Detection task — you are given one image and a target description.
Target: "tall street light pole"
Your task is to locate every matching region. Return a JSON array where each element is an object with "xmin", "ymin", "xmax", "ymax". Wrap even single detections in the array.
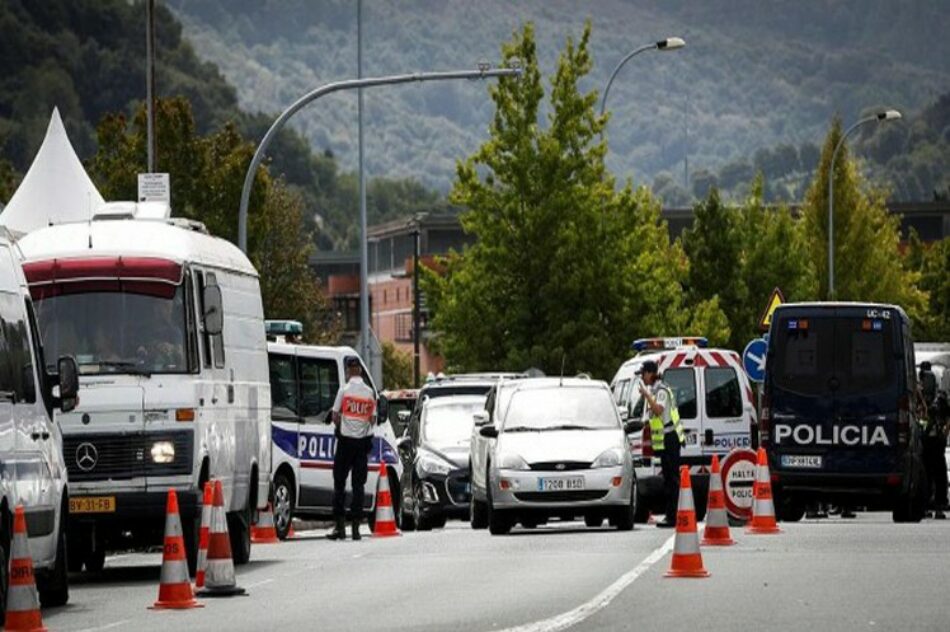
[
  {"xmin": 599, "ymin": 37, "xmax": 685, "ymax": 118},
  {"xmin": 827, "ymin": 109, "xmax": 901, "ymax": 299},
  {"xmin": 357, "ymin": 0, "xmax": 370, "ymax": 364},
  {"xmin": 145, "ymin": 0, "xmax": 156, "ymax": 172}
]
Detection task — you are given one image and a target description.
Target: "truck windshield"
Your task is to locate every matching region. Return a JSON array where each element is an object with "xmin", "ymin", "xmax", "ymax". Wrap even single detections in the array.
[{"xmin": 34, "ymin": 286, "xmax": 191, "ymax": 375}]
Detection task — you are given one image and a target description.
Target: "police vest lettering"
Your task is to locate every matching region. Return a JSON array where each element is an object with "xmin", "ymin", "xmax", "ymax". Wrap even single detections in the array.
[
  {"xmin": 341, "ymin": 395, "xmax": 375, "ymax": 422},
  {"xmin": 774, "ymin": 424, "xmax": 890, "ymax": 446}
]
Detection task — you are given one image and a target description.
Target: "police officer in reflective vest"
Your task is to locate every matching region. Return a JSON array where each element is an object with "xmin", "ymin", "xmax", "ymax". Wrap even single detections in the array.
[
  {"xmin": 638, "ymin": 360, "xmax": 685, "ymax": 528},
  {"xmin": 327, "ymin": 356, "xmax": 378, "ymax": 540}
]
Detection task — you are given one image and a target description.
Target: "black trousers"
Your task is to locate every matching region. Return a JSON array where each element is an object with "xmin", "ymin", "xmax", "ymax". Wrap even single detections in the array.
[
  {"xmin": 923, "ymin": 434, "xmax": 948, "ymax": 510},
  {"xmin": 660, "ymin": 432, "xmax": 682, "ymax": 523},
  {"xmin": 332, "ymin": 436, "xmax": 372, "ymax": 521}
]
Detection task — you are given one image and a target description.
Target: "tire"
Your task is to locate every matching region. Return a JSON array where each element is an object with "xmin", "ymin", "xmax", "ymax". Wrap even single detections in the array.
[
  {"xmin": 777, "ymin": 494, "xmax": 805, "ymax": 523},
  {"xmin": 228, "ymin": 502, "xmax": 252, "ymax": 565},
  {"xmin": 894, "ymin": 458, "xmax": 928, "ymax": 524},
  {"xmin": 429, "ymin": 513, "xmax": 447, "ymax": 530},
  {"xmin": 272, "ymin": 471, "xmax": 295, "ymax": 541},
  {"xmin": 633, "ymin": 489, "xmax": 651, "ymax": 523},
  {"xmin": 615, "ymin": 478, "xmax": 637, "ymax": 532},
  {"xmin": 584, "ymin": 514, "xmax": 603, "ymax": 528},
  {"xmin": 470, "ymin": 496, "xmax": 489, "ymax": 530},
  {"xmin": 38, "ymin": 506, "xmax": 69, "ymax": 608},
  {"xmin": 486, "ymin": 481, "xmax": 511, "ymax": 536}
]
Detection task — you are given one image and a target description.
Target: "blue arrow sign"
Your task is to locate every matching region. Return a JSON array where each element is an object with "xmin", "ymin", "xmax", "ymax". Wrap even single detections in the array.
[{"xmin": 742, "ymin": 338, "xmax": 768, "ymax": 383}]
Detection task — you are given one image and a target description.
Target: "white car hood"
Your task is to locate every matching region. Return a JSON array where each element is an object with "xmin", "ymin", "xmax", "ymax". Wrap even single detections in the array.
[{"xmin": 497, "ymin": 429, "xmax": 623, "ymax": 464}]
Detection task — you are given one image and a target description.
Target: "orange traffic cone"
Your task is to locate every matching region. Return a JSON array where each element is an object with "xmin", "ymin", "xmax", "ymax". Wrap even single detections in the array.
[
  {"xmin": 665, "ymin": 466, "xmax": 710, "ymax": 578},
  {"xmin": 702, "ymin": 455, "xmax": 735, "ymax": 546},
  {"xmin": 251, "ymin": 503, "xmax": 280, "ymax": 544},
  {"xmin": 197, "ymin": 480, "xmax": 246, "ymax": 597},
  {"xmin": 747, "ymin": 448, "xmax": 782, "ymax": 534},
  {"xmin": 150, "ymin": 490, "xmax": 202, "ymax": 610},
  {"xmin": 4, "ymin": 505, "xmax": 47, "ymax": 631},
  {"xmin": 195, "ymin": 481, "xmax": 213, "ymax": 589},
  {"xmin": 371, "ymin": 468, "xmax": 400, "ymax": 538}
]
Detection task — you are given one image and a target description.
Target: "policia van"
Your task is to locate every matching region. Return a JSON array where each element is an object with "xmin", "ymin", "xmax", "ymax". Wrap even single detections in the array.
[{"xmin": 761, "ymin": 303, "xmax": 927, "ymax": 523}]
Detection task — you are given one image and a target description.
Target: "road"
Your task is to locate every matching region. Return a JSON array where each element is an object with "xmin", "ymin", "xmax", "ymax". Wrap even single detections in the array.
[{"xmin": 43, "ymin": 514, "xmax": 950, "ymax": 632}]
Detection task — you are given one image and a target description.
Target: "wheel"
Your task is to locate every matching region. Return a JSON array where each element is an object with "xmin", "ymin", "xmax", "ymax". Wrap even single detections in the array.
[
  {"xmin": 400, "ymin": 488, "xmax": 417, "ymax": 532},
  {"xmin": 777, "ymin": 494, "xmax": 805, "ymax": 522},
  {"xmin": 272, "ymin": 471, "xmax": 295, "ymax": 540},
  {"xmin": 38, "ymin": 505, "xmax": 69, "ymax": 608},
  {"xmin": 486, "ymin": 479, "xmax": 511, "ymax": 536},
  {"xmin": 633, "ymin": 489, "xmax": 650, "ymax": 523},
  {"xmin": 615, "ymin": 478, "xmax": 637, "ymax": 532},
  {"xmin": 893, "ymin": 458, "xmax": 927, "ymax": 524},
  {"xmin": 584, "ymin": 514, "xmax": 603, "ymax": 528},
  {"xmin": 429, "ymin": 513, "xmax": 447, "ymax": 530},
  {"xmin": 228, "ymin": 502, "xmax": 252, "ymax": 565},
  {"xmin": 470, "ymin": 496, "xmax": 488, "ymax": 530}
]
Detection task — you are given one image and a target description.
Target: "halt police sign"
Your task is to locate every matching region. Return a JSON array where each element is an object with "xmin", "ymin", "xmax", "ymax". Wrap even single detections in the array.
[
  {"xmin": 720, "ymin": 448, "xmax": 757, "ymax": 520},
  {"xmin": 742, "ymin": 338, "xmax": 768, "ymax": 384}
]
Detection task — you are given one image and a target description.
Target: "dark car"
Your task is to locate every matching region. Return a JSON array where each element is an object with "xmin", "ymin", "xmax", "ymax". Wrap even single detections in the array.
[{"xmin": 761, "ymin": 302, "xmax": 927, "ymax": 523}]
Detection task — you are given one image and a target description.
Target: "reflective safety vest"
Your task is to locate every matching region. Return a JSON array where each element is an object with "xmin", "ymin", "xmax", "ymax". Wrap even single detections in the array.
[{"xmin": 648, "ymin": 384, "xmax": 685, "ymax": 451}]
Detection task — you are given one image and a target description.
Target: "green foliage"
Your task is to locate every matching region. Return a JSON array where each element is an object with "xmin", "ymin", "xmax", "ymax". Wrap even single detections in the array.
[
  {"xmin": 381, "ymin": 342, "xmax": 414, "ymax": 390},
  {"xmin": 904, "ymin": 234, "xmax": 950, "ymax": 340},
  {"xmin": 0, "ymin": 159, "xmax": 18, "ymax": 203},
  {"xmin": 801, "ymin": 118, "xmax": 927, "ymax": 317},
  {"xmin": 87, "ymin": 97, "xmax": 340, "ymax": 343}
]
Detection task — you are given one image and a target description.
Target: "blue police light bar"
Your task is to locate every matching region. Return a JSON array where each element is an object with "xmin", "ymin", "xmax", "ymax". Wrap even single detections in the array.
[
  {"xmin": 631, "ymin": 337, "xmax": 708, "ymax": 352},
  {"xmin": 265, "ymin": 320, "xmax": 304, "ymax": 336}
]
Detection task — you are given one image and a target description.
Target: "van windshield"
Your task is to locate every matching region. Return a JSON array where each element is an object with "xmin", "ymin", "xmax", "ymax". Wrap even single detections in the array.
[
  {"xmin": 34, "ymin": 286, "xmax": 191, "ymax": 375},
  {"xmin": 773, "ymin": 315, "xmax": 896, "ymax": 396}
]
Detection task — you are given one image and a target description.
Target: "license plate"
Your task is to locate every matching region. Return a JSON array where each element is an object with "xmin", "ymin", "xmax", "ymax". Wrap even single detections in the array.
[
  {"xmin": 537, "ymin": 477, "xmax": 585, "ymax": 492},
  {"xmin": 69, "ymin": 496, "xmax": 116, "ymax": 514},
  {"xmin": 781, "ymin": 455, "xmax": 823, "ymax": 469}
]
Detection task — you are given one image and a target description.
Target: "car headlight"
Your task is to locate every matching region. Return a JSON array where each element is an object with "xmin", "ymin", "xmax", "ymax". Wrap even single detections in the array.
[
  {"xmin": 592, "ymin": 447, "xmax": 624, "ymax": 468},
  {"xmin": 417, "ymin": 451, "xmax": 452, "ymax": 476},
  {"xmin": 150, "ymin": 441, "xmax": 175, "ymax": 464},
  {"xmin": 497, "ymin": 453, "xmax": 530, "ymax": 470}
]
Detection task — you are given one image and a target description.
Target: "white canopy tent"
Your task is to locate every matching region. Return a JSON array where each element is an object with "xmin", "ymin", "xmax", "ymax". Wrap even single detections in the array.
[{"xmin": 0, "ymin": 108, "xmax": 104, "ymax": 238}]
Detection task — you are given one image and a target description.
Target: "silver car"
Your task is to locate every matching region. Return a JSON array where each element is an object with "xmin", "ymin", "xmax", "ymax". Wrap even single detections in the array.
[{"xmin": 470, "ymin": 378, "xmax": 637, "ymax": 535}]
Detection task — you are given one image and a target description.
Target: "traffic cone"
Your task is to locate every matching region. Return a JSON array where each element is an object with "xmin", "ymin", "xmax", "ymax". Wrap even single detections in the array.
[
  {"xmin": 150, "ymin": 490, "xmax": 202, "ymax": 610},
  {"xmin": 251, "ymin": 503, "xmax": 280, "ymax": 544},
  {"xmin": 4, "ymin": 505, "xmax": 47, "ymax": 631},
  {"xmin": 287, "ymin": 524, "xmax": 296, "ymax": 539},
  {"xmin": 197, "ymin": 480, "xmax": 246, "ymax": 597},
  {"xmin": 195, "ymin": 481, "xmax": 213, "ymax": 589},
  {"xmin": 747, "ymin": 448, "xmax": 782, "ymax": 535},
  {"xmin": 664, "ymin": 466, "xmax": 710, "ymax": 578},
  {"xmin": 701, "ymin": 455, "xmax": 735, "ymax": 546},
  {"xmin": 371, "ymin": 468, "xmax": 400, "ymax": 538}
]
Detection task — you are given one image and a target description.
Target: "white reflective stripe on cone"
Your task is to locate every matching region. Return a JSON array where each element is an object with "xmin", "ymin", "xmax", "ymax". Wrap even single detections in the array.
[
  {"xmin": 672, "ymin": 532, "xmax": 701, "ymax": 555},
  {"xmin": 676, "ymin": 487, "xmax": 695, "ymax": 511},
  {"xmin": 6, "ymin": 583, "xmax": 40, "ymax": 611},
  {"xmin": 160, "ymin": 557, "xmax": 191, "ymax": 585}
]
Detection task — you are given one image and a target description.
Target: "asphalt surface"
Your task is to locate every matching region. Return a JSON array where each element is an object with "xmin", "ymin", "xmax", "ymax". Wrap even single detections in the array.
[{"xmin": 43, "ymin": 513, "xmax": 950, "ymax": 632}]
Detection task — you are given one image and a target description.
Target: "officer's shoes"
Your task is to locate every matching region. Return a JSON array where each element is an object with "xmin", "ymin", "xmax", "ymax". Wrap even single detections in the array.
[
  {"xmin": 351, "ymin": 521, "xmax": 362, "ymax": 540},
  {"xmin": 326, "ymin": 519, "xmax": 347, "ymax": 541},
  {"xmin": 934, "ymin": 510, "xmax": 947, "ymax": 520}
]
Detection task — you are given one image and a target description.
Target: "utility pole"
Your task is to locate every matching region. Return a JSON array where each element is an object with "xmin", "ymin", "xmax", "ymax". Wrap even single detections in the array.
[
  {"xmin": 357, "ymin": 0, "xmax": 370, "ymax": 365},
  {"xmin": 145, "ymin": 0, "xmax": 156, "ymax": 172},
  {"xmin": 412, "ymin": 219, "xmax": 422, "ymax": 388}
]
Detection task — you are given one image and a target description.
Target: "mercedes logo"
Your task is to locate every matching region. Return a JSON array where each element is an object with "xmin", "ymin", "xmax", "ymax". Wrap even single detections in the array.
[
  {"xmin": 75, "ymin": 443, "xmax": 98, "ymax": 472},
  {"xmin": 555, "ymin": 463, "xmax": 566, "ymax": 471}
]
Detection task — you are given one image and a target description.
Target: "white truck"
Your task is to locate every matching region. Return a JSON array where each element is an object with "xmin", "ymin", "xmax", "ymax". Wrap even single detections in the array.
[
  {"xmin": 0, "ymin": 230, "xmax": 78, "ymax": 617},
  {"xmin": 18, "ymin": 203, "xmax": 271, "ymax": 573}
]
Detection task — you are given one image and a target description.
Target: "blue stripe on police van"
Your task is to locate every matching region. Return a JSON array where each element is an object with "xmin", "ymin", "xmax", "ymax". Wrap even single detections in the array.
[{"xmin": 271, "ymin": 425, "xmax": 399, "ymax": 465}]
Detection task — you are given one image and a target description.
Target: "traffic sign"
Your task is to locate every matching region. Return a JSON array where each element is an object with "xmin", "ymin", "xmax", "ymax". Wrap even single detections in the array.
[
  {"xmin": 742, "ymin": 338, "xmax": 768, "ymax": 383},
  {"xmin": 758, "ymin": 287, "xmax": 785, "ymax": 332},
  {"xmin": 720, "ymin": 448, "xmax": 757, "ymax": 521},
  {"xmin": 138, "ymin": 172, "xmax": 170, "ymax": 203}
]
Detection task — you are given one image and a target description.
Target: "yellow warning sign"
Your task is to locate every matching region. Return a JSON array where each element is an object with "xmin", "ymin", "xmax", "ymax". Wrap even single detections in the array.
[{"xmin": 759, "ymin": 287, "xmax": 785, "ymax": 331}]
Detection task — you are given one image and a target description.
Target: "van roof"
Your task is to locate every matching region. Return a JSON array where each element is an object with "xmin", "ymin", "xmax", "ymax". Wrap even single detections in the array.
[
  {"xmin": 619, "ymin": 346, "xmax": 741, "ymax": 371},
  {"xmin": 267, "ymin": 342, "xmax": 360, "ymax": 359},
  {"xmin": 17, "ymin": 220, "xmax": 257, "ymax": 277},
  {"xmin": 775, "ymin": 301, "xmax": 905, "ymax": 312}
]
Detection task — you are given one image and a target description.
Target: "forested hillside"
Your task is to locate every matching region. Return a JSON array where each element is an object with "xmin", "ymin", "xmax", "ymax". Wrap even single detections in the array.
[{"xmin": 169, "ymin": 0, "xmax": 950, "ymax": 199}]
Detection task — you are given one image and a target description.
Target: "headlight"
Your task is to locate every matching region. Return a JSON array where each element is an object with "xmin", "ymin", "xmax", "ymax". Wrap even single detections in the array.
[
  {"xmin": 592, "ymin": 447, "xmax": 624, "ymax": 468},
  {"xmin": 417, "ymin": 451, "xmax": 452, "ymax": 476},
  {"xmin": 497, "ymin": 453, "xmax": 530, "ymax": 470},
  {"xmin": 150, "ymin": 441, "xmax": 175, "ymax": 464}
]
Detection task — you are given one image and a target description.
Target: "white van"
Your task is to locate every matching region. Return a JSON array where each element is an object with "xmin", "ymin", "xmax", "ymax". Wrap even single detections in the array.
[
  {"xmin": 17, "ymin": 204, "xmax": 271, "ymax": 572},
  {"xmin": 268, "ymin": 342, "xmax": 401, "ymax": 538},
  {"xmin": 0, "ymin": 231, "xmax": 78, "ymax": 616},
  {"xmin": 610, "ymin": 337, "xmax": 757, "ymax": 521}
]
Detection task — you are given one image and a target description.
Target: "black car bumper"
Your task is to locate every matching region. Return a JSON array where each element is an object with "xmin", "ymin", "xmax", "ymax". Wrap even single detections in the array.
[{"xmin": 417, "ymin": 470, "xmax": 471, "ymax": 519}]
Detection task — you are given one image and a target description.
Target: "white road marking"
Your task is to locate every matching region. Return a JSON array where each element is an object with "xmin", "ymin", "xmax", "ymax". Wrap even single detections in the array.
[
  {"xmin": 493, "ymin": 534, "xmax": 676, "ymax": 632},
  {"xmin": 72, "ymin": 619, "xmax": 130, "ymax": 632},
  {"xmin": 245, "ymin": 578, "xmax": 275, "ymax": 589}
]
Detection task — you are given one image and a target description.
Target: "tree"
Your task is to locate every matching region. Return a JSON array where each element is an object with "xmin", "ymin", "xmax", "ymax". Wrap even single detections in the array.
[
  {"xmin": 381, "ymin": 342, "xmax": 414, "ymax": 390},
  {"xmin": 800, "ymin": 118, "xmax": 927, "ymax": 319},
  {"xmin": 88, "ymin": 97, "xmax": 340, "ymax": 343},
  {"xmin": 0, "ymin": 159, "xmax": 18, "ymax": 203},
  {"xmin": 904, "ymin": 233, "xmax": 950, "ymax": 340}
]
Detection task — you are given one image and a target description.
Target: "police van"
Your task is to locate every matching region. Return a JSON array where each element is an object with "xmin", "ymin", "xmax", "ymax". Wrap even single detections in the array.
[
  {"xmin": 267, "ymin": 337, "xmax": 400, "ymax": 539},
  {"xmin": 19, "ymin": 203, "xmax": 272, "ymax": 572},
  {"xmin": 0, "ymin": 231, "xmax": 78, "ymax": 616},
  {"xmin": 611, "ymin": 337, "xmax": 757, "ymax": 521},
  {"xmin": 761, "ymin": 303, "xmax": 927, "ymax": 523}
]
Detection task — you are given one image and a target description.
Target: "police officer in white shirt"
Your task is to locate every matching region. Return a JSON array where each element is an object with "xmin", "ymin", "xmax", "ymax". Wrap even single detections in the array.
[{"xmin": 326, "ymin": 356, "xmax": 378, "ymax": 541}]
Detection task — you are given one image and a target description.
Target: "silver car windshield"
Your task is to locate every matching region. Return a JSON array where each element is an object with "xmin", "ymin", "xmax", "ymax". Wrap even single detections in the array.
[
  {"xmin": 34, "ymin": 287, "xmax": 190, "ymax": 375},
  {"xmin": 422, "ymin": 396, "xmax": 486, "ymax": 444},
  {"xmin": 503, "ymin": 386, "xmax": 619, "ymax": 432}
]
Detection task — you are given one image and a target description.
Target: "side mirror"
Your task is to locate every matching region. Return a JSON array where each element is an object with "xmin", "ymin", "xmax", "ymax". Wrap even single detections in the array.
[
  {"xmin": 397, "ymin": 410, "xmax": 411, "ymax": 423},
  {"xmin": 377, "ymin": 395, "xmax": 389, "ymax": 422},
  {"xmin": 57, "ymin": 356, "xmax": 79, "ymax": 413},
  {"xmin": 202, "ymin": 285, "xmax": 224, "ymax": 335},
  {"xmin": 623, "ymin": 420, "xmax": 644, "ymax": 435},
  {"xmin": 479, "ymin": 425, "xmax": 499, "ymax": 439},
  {"xmin": 473, "ymin": 411, "xmax": 490, "ymax": 427},
  {"xmin": 396, "ymin": 435, "xmax": 412, "ymax": 451}
]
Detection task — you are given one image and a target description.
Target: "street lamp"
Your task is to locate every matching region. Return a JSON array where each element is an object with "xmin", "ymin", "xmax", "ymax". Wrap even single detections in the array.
[
  {"xmin": 599, "ymin": 37, "xmax": 685, "ymax": 117},
  {"xmin": 827, "ymin": 109, "xmax": 901, "ymax": 298}
]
